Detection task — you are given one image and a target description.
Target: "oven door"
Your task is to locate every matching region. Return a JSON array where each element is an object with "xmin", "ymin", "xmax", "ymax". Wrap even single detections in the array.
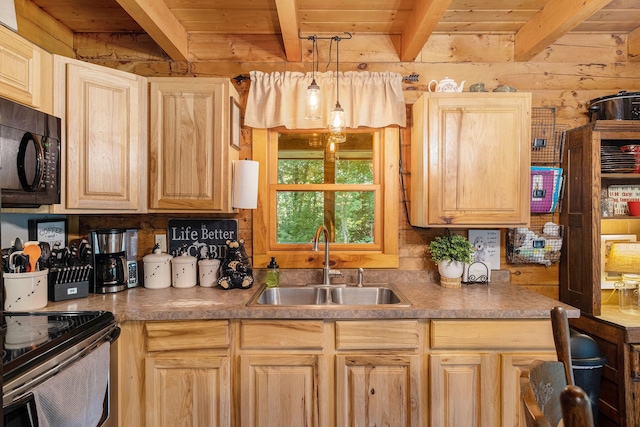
[
  {"xmin": 3, "ymin": 387, "xmax": 110, "ymax": 427},
  {"xmin": 2, "ymin": 322, "xmax": 119, "ymax": 427}
]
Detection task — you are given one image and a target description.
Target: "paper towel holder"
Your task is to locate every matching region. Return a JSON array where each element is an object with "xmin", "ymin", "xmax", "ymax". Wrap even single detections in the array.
[{"xmin": 232, "ymin": 159, "xmax": 259, "ymax": 209}]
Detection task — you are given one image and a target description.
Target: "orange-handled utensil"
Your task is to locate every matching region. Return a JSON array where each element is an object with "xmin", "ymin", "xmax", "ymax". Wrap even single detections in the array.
[{"xmin": 23, "ymin": 244, "xmax": 41, "ymax": 273}]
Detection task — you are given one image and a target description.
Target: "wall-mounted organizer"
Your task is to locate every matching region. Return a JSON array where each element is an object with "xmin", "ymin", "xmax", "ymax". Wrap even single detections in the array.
[
  {"xmin": 507, "ymin": 107, "xmax": 566, "ymax": 265},
  {"xmin": 506, "ymin": 216, "xmax": 563, "ymax": 266}
]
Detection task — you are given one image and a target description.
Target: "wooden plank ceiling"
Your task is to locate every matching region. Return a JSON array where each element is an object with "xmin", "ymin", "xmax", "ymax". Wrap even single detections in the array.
[{"xmin": 26, "ymin": 0, "xmax": 640, "ymax": 62}]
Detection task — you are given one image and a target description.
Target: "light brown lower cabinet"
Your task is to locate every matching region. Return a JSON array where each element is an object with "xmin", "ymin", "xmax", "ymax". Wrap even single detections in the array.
[{"xmin": 117, "ymin": 318, "xmax": 556, "ymax": 427}]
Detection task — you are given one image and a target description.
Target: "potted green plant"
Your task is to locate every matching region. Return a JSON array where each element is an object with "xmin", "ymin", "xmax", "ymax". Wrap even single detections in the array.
[{"xmin": 428, "ymin": 233, "xmax": 474, "ymax": 288}]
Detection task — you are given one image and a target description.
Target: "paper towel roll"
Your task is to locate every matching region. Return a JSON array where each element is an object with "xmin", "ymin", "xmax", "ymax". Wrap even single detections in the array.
[{"xmin": 232, "ymin": 160, "xmax": 259, "ymax": 209}]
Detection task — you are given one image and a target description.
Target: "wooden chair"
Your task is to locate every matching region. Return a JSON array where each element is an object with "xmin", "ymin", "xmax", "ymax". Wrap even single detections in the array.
[
  {"xmin": 551, "ymin": 306, "xmax": 575, "ymax": 386},
  {"xmin": 520, "ymin": 360, "xmax": 567, "ymax": 427},
  {"xmin": 560, "ymin": 384, "xmax": 595, "ymax": 427}
]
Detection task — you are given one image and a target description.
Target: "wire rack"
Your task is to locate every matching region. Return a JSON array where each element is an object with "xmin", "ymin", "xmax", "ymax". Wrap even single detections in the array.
[
  {"xmin": 531, "ymin": 107, "xmax": 566, "ymax": 165},
  {"xmin": 507, "ymin": 107, "xmax": 565, "ymax": 265}
]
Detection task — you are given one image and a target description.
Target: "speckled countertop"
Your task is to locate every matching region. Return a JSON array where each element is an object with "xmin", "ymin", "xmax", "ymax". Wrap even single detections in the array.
[{"xmin": 35, "ymin": 269, "xmax": 579, "ymax": 322}]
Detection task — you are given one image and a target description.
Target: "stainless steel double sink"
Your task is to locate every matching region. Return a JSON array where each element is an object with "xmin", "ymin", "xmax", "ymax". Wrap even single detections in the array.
[{"xmin": 248, "ymin": 284, "xmax": 411, "ymax": 307}]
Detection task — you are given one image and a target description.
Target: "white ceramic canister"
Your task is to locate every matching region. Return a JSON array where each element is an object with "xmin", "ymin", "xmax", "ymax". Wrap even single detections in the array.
[
  {"xmin": 3, "ymin": 269, "xmax": 49, "ymax": 311},
  {"xmin": 172, "ymin": 252, "xmax": 197, "ymax": 288},
  {"xmin": 198, "ymin": 259, "xmax": 221, "ymax": 287},
  {"xmin": 143, "ymin": 248, "xmax": 172, "ymax": 289}
]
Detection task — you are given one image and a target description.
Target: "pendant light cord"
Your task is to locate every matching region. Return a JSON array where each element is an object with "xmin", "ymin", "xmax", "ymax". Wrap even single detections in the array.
[
  {"xmin": 311, "ymin": 36, "xmax": 317, "ymax": 80},
  {"xmin": 335, "ymin": 37, "xmax": 340, "ymax": 106}
]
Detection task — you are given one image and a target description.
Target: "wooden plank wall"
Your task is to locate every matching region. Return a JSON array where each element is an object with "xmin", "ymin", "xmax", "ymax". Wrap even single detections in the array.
[{"xmin": 15, "ymin": 11, "xmax": 640, "ymax": 298}]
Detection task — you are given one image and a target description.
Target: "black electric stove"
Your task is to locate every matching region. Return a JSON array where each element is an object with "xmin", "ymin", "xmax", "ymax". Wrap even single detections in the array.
[{"xmin": 2, "ymin": 311, "xmax": 118, "ymax": 386}]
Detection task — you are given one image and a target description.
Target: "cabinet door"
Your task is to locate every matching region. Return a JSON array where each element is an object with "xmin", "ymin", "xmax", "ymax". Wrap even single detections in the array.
[
  {"xmin": 145, "ymin": 355, "xmax": 230, "ymax": 427},
  {"xmin": 411, "ymin": 93, "xmax": 531, "ymax": 227},
  {"xmin": 501, "ymin": 353, "xmax": 557, "ymax": 427},
  {"xmin": 0, "ymin": 25, "xmax": 52, "ymax": 113},
  {"xmin": 430, "ymin": 353, "xmax": 499, "ymax": 427},
  {"xmin": 53, "ymin": 56, "xmax": 147, "ymax": 212},
  {"xmin": 148, "ymin": 78, "xmax": 239, "ymax": 212},
  {"xmin": 239, "ymin": 354, "xmax": 326, "ymax": 427},
  {"xmin": 336, "ymin": 354, "xmax": 421, "ymax": 427},
  {"xmin": 560, "ymin": 123, "xmax": 601, "ymax": 315}
]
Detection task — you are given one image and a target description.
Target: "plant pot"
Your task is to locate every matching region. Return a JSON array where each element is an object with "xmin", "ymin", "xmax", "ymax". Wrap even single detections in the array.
[{"xmin": 438, "ymin": 260, "xmax": 464, "ymax": 288}]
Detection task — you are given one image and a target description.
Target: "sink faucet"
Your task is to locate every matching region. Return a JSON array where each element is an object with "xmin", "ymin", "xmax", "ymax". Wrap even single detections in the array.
[{"xmin": 313, "ymin": 225, "xmax": 340, "ymax": 285}]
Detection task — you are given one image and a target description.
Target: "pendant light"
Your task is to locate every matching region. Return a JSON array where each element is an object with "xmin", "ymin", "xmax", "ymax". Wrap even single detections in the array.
[
  {"xmin": 328, "ymin": 36, "xmax": 346, "ymax": 143},
  {"xmin": 305, "ymin": 35, "xmax": 321, "ymax": 120}
]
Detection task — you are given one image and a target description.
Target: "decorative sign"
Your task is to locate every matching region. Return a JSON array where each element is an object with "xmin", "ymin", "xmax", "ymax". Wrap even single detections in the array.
[
  {"xmin": 607, "ymin": 185, "xmax": 640, "ymax": 215},
  {"xmin": 468, "ymin": 229, "xmax": 500, "ymax": 270},
  {"xmin": 168, "ymin": 219, "xmax": 238, "ymax": 259},
  {"xmin": 28, "ymin": 218, "xmax": 68, "ymax": 248}
]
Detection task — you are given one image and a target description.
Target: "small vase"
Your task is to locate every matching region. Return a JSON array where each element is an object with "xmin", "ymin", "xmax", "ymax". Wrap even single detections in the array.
[{"xmin": 438, "ymin": 260, "xmax": 464, "ymax": 288}]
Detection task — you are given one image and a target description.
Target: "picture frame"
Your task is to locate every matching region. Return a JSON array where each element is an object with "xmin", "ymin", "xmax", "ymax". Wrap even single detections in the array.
[
  {"xmin": 28, "ymin": 218, "xmax": 68, "ymax": 248},
  {"xmin": 230, "ymin": 96, "xmax": 241, "ymax": 151},
  {"xmin": 601, "ymin": 234, "xmax": 637, "ymax": 289}
]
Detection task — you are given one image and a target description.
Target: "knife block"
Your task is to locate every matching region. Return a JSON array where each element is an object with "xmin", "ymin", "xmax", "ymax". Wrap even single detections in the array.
[{"xmin": 48, "ymin": 266, "xmax": 91, "ymax": 301}]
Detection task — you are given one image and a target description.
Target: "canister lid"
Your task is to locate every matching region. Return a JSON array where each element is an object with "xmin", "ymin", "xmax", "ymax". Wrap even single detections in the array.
[
  {"xmin": 143, "ymin": 246, "xmax": 172, "ymax": 262},
  {"xmin": 171, "ymin": 252, "xmax": 197, "ymax": 264}
]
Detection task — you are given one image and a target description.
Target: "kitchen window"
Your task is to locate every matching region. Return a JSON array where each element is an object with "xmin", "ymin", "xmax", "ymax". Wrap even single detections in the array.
[{"xmin": 252, "ymin": 127, "xmax": 399, "ymax": 269}]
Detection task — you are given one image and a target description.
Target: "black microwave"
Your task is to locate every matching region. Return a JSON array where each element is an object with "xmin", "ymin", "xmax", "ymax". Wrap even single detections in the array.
[{"xmin": 0, "ymin": 96, "xmax": 61, "ymax": 207}]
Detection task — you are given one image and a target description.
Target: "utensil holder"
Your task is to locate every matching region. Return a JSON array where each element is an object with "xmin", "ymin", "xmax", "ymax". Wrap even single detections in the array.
[{"xmin": 3, "ymin": 269, "xmax": 49, "ymax": 311}]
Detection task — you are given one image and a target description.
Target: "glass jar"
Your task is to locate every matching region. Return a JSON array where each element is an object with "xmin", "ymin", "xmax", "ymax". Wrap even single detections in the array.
[
  {"xmin": 614, "ymin": 274, "xmax": 640, "ymax": 314},
  {"xmin": 601, "ymin": 188, "xmax": 615, "ymax": 217}
]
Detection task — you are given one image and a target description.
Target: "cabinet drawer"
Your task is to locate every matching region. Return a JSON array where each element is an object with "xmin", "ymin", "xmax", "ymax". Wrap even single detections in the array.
[
  {"xmin": 336, "ymin": 320, "xmax": 420, "ymax": 350},
  {"xmin": 240, "ymin": 320, "xmax": 324, "ymax": 350},
  {"xmin": 145, "ymin": 320, "xmax": 229, "ymax": 352},
  {"xmin": 430, "ymin": 319, "xmax": 554, "ymax": 350}
]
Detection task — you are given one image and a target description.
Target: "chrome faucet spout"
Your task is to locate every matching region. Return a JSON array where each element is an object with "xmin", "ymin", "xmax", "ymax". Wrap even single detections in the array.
[{"xmin": 312, "ymin": 225, "xmax": 331, "ymax": 285}]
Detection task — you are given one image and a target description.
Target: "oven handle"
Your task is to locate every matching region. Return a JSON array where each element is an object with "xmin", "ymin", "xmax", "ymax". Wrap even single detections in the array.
[
  {"xmin": 108, "ymin": 326, "xmax": 121, "ymax": 343},
  {"xmin": 4, "ymin": 391, "xmax": 35, "ymax": 413}
]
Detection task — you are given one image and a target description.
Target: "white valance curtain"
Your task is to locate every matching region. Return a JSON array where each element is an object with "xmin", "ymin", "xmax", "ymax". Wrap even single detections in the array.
[{"xmin": 244, "ymin": 70, "xmax": 406, "ymax": 129}]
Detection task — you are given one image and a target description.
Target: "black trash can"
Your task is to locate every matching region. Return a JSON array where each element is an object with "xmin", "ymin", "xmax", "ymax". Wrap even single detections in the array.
[{"xmin": 570, "ymin": 330, "xmax": 607, "ymax": 426}]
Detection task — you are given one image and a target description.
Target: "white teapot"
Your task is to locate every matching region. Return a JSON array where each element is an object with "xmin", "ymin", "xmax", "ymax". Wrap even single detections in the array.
[{"xmin": 428, "ymin": 77, "xmax": 465, "ymax": 92}]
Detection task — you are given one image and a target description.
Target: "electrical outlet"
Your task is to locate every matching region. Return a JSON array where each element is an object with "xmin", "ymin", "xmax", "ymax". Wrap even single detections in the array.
[{"xmin": 154, "ymin": 234, "xmax": 167, "ymax": 253}]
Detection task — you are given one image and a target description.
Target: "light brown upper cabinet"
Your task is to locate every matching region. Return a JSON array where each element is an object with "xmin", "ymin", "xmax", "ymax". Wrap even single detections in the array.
[
  {"xmin": 52, "ymin": 56, "xmax": 147, "ymax": 213},
  {"xmin": 410, "ymin": 93, "xmax": 531, "ymax": 228},
  {"xmin": 148, "ymin": 78, "xmax": 239, "ymax": 212},
  {"xmin": 0, "ymin": 25, "xmax": 53, "ymax": 114}
]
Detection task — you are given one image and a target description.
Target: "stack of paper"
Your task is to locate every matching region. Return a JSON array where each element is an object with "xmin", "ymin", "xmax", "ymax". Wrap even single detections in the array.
[{"xmin": 530, "ymin": 167, "xmax": 563, "ymax": 213}]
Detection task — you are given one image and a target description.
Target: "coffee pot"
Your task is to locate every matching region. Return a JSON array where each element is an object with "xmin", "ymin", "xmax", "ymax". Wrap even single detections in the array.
[
  {"xmin": 428, "ymin": 77, "xmax": 465, "ymax": 92},
  {"xmin": 96, "ymin": 256, "xmax": 126, "ymax": 285}
]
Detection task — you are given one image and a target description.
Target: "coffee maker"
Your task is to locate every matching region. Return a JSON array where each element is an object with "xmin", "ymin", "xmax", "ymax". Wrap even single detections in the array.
[{"xmin": 89, "ymin": 228, "xmax": 128, "ymax": 293}]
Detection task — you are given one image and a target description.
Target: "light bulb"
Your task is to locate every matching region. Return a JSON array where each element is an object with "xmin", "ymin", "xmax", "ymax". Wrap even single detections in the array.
[
  {"xmin": 328, "ymin": 103, "xmax": 345, "ymax": 135},
  {"xmin": 326, "ymin": 141, "xmax": 336, "ymax": 162},
  {"xmin": 305, "ymin": 79, "xmax": 321, "ymax": 120}
]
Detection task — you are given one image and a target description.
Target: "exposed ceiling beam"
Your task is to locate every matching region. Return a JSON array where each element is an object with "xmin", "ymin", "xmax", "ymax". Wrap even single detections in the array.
[
  {"xmin": 514, "ymin": 0, "xmax": 612, "ymax": 62},
  {"xmin": 274, "ymin": 0, "xmax": 301, "ymax": 61},
  {"xmin": 628, "ymin": 26, "xmax": 640, "ymax": 62},
  {"xmin": 115, "ymin": 0, "xmax": 189, "ymax": 62},
  {"xmin": 400, "ymin": 0, "xmax": 452, "ymax": 62}
]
